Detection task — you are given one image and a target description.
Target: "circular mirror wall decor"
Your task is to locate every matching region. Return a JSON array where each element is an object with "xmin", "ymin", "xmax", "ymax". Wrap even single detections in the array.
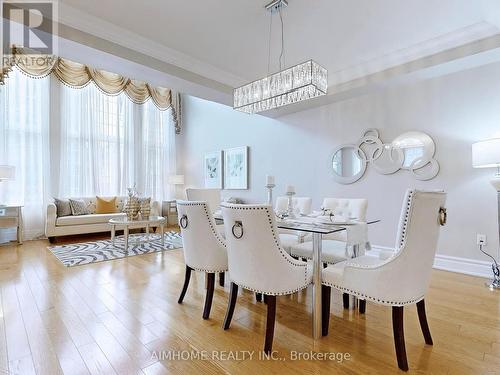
[
  {"xmin": 330, "ymin": 129, "xmax": 439, "ymax": 184},
  {"xmin": 331, "ymin": 144, "xmax": 367, "ymax": 184}
]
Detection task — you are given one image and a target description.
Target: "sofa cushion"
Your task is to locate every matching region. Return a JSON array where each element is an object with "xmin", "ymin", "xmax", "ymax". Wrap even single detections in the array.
[
  {"xmin": 69, "ymin": 199, "xmax": 91, "ymax": 216},
  {"xmin": 96, "ymin": 196, "xmax": 118, "ymax": 214},
  {"xmin": 54, "ymin": 198, "xmax": 72, "ymax": 217},
  {"xmin": 56, "ymin": 212, "xmax": 126, "ymax": 226}
]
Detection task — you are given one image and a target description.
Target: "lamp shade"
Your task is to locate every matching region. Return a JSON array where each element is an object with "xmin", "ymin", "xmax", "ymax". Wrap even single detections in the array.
[
  {"xmin": 0, "ymin": 165, "xmax": 15, "ymax": 180},
  {"xmin": 168, "ymin": 175, "xmax": 185, "ymax": 185},
  {"xmin": 472, "ymin": 138, "xmax": 500, "ymax": 168}
]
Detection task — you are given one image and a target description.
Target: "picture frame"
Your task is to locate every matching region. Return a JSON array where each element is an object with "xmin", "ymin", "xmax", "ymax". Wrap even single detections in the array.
[
  {"xmin": 204, "ymin": 151, "xmax": 223, "ymax": 188},
  {"xmin": 223, "ymin": 146, "xmax": 248, "ymax": 190}
]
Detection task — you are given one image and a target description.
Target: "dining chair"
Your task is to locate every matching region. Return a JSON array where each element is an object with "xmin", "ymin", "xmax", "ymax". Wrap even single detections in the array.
[
  {"xmin": 321, "ymin": 189, "xmax": 447, "ymax": 371},
  {"xmin": 321, "ymin": 198, "xmax": 368, "ymax": 241},
  {"xmin": 275, "ymin": 196, "xmax": 313, "ymax": 253},
  {"xmin": 221, "ymin": 203, "xmax": 312, "ymax": 353},
  {"xmin": 176, "ymin": 200, "xmax": 228, "ymax": 319}
]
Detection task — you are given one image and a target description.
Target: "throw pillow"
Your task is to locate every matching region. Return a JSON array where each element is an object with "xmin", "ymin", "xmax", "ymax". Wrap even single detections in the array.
[
  {"xmin": 53, "ymin": 198, "xmax": 72, "ymax": 217},
  {"xmin": 69, "ymin": 199, "xmax": 91, "ymax": 216},
  {"xmin": 95, "ymin": 196, "xmax": 118, "ymax": 214}
]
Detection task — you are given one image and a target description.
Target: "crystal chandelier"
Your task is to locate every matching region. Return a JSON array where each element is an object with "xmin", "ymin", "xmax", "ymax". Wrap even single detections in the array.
[{"xmin": 233, "ymin": 0, "xmax": 327, "ymax": 114}]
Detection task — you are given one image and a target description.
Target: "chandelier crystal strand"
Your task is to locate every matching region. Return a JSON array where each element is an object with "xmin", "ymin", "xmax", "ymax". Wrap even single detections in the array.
[{"xmin": 233, "ymin": 60, "xmax": 327, "ymax": 114}]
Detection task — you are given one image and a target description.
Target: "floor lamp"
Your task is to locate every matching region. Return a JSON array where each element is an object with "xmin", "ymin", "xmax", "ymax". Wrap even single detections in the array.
[
  {"xmin": 168, "ymin": 175, "xmax": 185, "ymax": 200},
  {"xmin": 472, "ymin": 138, "xmax": 500, "ymax": 289}
]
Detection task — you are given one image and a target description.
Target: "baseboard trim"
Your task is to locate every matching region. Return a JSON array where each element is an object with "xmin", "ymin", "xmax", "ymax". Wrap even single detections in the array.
[{"xmin": 369, "ymin": 245, "xmax": 492, "ymax": 279}]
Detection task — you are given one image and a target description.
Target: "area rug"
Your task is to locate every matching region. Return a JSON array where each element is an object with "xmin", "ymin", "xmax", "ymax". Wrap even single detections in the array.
[{"xmin": 48, "ymin": 232, "xmax": 183, "ymax": 267}]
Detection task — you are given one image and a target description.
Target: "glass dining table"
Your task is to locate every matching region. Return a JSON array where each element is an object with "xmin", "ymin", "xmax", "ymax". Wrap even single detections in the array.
[{"xmin": 214, "ymin": 213, "xmax": 380, "ymax": 340}]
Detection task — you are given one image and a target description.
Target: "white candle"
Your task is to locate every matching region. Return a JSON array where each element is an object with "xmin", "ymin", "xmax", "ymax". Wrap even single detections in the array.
[
  {"xmin": 266, "ymin": 175, "xmax": 275, "ymax": 185},
  {"xmin": 286, "ymin": 185, "xmax": 295, "ymax": 194}
]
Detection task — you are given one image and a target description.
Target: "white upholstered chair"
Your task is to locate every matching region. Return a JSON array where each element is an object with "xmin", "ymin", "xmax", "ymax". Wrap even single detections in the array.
[
  {"xmin": 185, "ymin": 188, "xmax": 221, "ymax": 213},
  {"xmin": 275, "ymin": 196, "xmax": 313, "ymax": 253},
  {"xmin": 321, "ymin": 190, "xmax": 447, "ymax": 371},
  {"xmin": 176, "ymin": 201, "xmax": 228, "ymax": 319},
  {"xmin": 221, "ymin": 203, "xmax": 313, "ymax": 353}
]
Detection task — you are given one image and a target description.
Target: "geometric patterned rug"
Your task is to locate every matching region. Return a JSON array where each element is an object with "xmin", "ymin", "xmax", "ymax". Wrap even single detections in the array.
[{"xmin": 48, "ymin": 231, "xmax": 183, "ymax": 267}]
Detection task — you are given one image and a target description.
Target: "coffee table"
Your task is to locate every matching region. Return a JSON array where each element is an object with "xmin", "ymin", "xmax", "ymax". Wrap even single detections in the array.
[{"xmin": 108, "ymin": 216, "xmax": 166, "ymax": 251}]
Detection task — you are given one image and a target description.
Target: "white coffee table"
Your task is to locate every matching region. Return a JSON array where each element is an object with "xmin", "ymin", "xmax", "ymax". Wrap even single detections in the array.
[{"xmin": 108, "ymin": 216, "xmax": 166, "ymax": 251}]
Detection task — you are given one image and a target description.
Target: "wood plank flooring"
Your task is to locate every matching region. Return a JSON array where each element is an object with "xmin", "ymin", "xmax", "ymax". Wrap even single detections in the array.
[{"xmin": 0, "ymin": 232, "xmax": 499, "ymax": 374}]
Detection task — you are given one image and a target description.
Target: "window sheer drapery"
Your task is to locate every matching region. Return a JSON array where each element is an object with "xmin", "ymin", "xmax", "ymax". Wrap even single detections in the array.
[
  {"xmin": 0, "ymin": 68, "xmax": 176, "ymax": 241},
  {"xmin": 0, "ymin": 69, "xmax": 50, "ymax": 240}
]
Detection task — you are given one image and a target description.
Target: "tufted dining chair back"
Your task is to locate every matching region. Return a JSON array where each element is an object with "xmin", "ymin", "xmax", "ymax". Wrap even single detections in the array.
[
  {"xmin": 321, "ymin": 198, "xmax": 368, "ymax": 221},
  {"xmin": 221, "ymin": 203, "xmax": 311, "ymax": 295},
  {"xmin": 275, "ymin": 196, "xmax": 313, "ymax": 215},
  {"xmin": 176, "ymin": 200, "xmax": 227, "ymax": 272}
]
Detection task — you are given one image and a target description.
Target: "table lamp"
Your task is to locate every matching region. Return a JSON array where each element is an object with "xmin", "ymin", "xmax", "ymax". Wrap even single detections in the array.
[
  {"xmin": 472, "ymin": 138, "xmax": 500, "ymax": 289},
  {"xmin": 0, "ymin": 165, "xmax": 15, "ymax": 207},
  {"xmin": 168, "ymin": 175, "xmax": 185, "ymax": 200}
]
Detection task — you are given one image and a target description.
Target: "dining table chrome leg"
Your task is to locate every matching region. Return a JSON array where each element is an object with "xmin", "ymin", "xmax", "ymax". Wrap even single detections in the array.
[
  {"xmin": 348, "ymin": 243, "xmax": 361, "ymax": 310},
  {"xmin": 312, "ymin": 232, "xmax": 322, "ymax": 339}
]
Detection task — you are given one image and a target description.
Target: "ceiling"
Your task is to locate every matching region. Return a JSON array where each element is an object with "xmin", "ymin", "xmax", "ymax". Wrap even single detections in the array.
[{"xmin": 57, "ymin": 0, "xmax": 500, "ymax": 115}]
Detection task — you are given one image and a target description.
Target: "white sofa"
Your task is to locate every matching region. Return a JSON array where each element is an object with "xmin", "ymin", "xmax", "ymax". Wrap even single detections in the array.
[{"xmin": 45, "ymin": 196, "xmax": 160, "ymax": 242}]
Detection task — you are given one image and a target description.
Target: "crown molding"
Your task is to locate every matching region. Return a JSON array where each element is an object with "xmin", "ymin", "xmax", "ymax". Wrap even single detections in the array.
[
  {"xmin": 328, "ymin": 21, "xmax": 500, "ymax": 86},
  {"xmin": 55, "ymin": 5, "xmax": 500, "ymax": 115},
  {"xmin": 57, "ymin": 3, "xmax": 247, "ymax": 88}
]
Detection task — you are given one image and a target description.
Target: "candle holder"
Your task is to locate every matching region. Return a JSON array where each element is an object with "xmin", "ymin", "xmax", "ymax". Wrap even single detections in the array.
[
  {"xmin": 265, "ymin": 184, "xmax": 275, "ymax": 207},
  {"xmin": 286, "ymin": 191, "xmax": 296, "ymax": 219}
]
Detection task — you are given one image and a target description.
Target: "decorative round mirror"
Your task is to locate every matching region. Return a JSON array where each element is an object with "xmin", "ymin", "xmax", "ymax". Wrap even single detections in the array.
[
  {"xmin": 331, "ymin": 144, "xmax": 367, "ymax": 184},
  {"xmin": 392, "ymin": 132, "xmax": 436, "ymax": 170}
]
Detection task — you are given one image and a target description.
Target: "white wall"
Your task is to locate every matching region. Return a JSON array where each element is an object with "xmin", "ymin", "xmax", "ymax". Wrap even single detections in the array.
[{"xmin": 177, "ymin": 61, "xmax": 500, "ymax": 267}]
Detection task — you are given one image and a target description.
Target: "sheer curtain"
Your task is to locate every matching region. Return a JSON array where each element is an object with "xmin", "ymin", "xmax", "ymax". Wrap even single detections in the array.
[
  {"xmin": 0, "ymin": 70, "xmax": 176, "ymax": 241},
  {"xmin": 0, "ymin": 69, "xmax": 51, "ymax": 240},
  {"xmin": 58, "ymin": 81, "xmax": 176, "ymax": 201},
  {"xmin": 59, "ymin": 83, "xmax": 135, "ymax": 197}
]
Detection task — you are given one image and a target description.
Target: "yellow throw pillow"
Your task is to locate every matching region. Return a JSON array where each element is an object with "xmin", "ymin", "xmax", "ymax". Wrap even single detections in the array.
[{"xmin": 95, "ymin": 196, "xmax": 118, "ymax": 214}]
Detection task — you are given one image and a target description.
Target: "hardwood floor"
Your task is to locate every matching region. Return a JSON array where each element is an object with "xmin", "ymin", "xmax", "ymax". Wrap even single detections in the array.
[{"xmin": 0, "ymin": 233, "xmax": 499, "ymax": 374}]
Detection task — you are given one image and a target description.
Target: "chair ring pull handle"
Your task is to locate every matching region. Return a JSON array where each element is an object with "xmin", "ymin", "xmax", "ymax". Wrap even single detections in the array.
[
  {"xmin": 179, "ymin": 215, "xmax": 188, "ymax": 229},
  {"xmin": 438, "ymin": 207, "xmax": 447, "ymax": 226},
  {"xmin": 232, "ymin": 221, "xmax": 244, "ymax": 239}
]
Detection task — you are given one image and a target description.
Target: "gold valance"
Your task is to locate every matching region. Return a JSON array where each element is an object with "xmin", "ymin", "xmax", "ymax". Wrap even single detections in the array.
[{"xmin": 9, "ymin": 47, "xmax": 173, "ymax": 112}]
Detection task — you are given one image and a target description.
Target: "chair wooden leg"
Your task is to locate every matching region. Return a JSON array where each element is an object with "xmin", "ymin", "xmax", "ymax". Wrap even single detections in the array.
[
  {"xmin": 343, "ymin": 293, "xmax": 349, "ymax": 309},
  {"xmin": 322, "ymin": 285, "xmax": 331, "ymax": 336},
  {"xmin": 223, "ymin": 282, "xmax": 238, "ymax": 330},
  {"xmin": 256, "ymin": 292, "xmax": 262, "ymax": 302},
  {"xmin": 203, "ymin": 273, "xmax": 215, "ymax": 319},
  {"xmin": 264, "ymin": 295, "xmax": 277, "ymax": 354},
  {"xmin": 392, "ymin": 306, "xmax": 409, "ymax": 371},
  {"xmin": 416, "ymin": 299, "xmax": 433, "ymax": 345},
  {"xmin": 359, "ymin": 299, "xmax": 366, "ymax": 314},
  {"xmin": 219, "ymin": 272, "xmax": 225, "ymax": 287},
  {"xmin": 178, "ymin": 265, "xmax": 192, "ymax": 303}
]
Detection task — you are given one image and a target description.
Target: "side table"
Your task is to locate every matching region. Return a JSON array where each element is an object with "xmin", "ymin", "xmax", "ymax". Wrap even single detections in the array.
[
  {"xmin": 0, "ymin": 205, "xmax": 23, "ymax": 244},
  {"xmin": 162, "ymin": 200, "xmax": 178, "ymax": 226}
]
